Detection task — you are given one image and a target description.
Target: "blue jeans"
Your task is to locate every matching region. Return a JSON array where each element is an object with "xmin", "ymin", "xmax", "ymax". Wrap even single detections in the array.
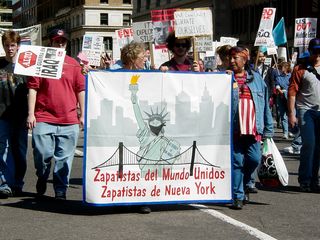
[
  {"xmin": 0, "ymin": 120, "xmax": 15, "ymax": 186},
  {"xmin": 297, "ymin": 109, "xmax": 320, "ymax": 186},
  {"xmin": 277, "ymin": 96, "xmax": 288, "ymax": 136},
  {"xmin": 233, "ymin": 136, "xmax": 261, "ymax": 200},
  {"xmin": 32, "ymin": 123, "xmax": 79, "ymax": 193}
]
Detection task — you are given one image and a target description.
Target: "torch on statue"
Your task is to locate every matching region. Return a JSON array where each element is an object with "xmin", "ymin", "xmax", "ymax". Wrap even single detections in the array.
[{"xmin": 129, "ymin": 75, "xmax": 181, "ymax": 178}]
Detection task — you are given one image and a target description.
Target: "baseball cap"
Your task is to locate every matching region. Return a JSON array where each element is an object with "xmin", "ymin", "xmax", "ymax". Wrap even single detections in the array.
[
  {"xmin": 49, "ymin": 29, "xmax": 69, "ymax": 41},
  {"xmin": 308, "ymin": 38, "xmax": 320, "ymax": 50}
]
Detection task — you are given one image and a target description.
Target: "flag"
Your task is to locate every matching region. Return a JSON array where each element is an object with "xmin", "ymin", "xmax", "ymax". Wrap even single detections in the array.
[{"xmin": 272, "ymin": 17, "xmax": 287, "ymax": 46}]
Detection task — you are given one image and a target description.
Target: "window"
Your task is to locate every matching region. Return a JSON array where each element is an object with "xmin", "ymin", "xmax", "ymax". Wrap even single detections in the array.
[
  {"xmin": 137, "ymin": 0, "xmax": 141, "ymax": 13},
  {"xmin": 100, "ymin": 0, "xmax": 108, "ymax": 3},
  {"xmin": 123, "ymin": 14, "xmax": 131, "ymax": 26},
  {"xmin": 123, "ymin": 0, "xmax": 131, "ymax": 4},
  {"xmin": 103, "ymin": 37, "xmax": 113, "ymax": 51},
  {"xmin": 146, "ymin": 0, "xmax": 150, "ymax": 10},
  {"xmin": 156, "ymin": 0, "xmax": 161, "ymax": 7},
  {"xmin": 100, "ymin": 13, "xmax": 108, "ymax": 25}
]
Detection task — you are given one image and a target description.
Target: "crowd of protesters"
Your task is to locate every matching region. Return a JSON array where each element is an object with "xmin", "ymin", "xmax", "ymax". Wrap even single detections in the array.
[{"xmin": 0, "ymin": 28, "xmax": 319, "ymax": 213}]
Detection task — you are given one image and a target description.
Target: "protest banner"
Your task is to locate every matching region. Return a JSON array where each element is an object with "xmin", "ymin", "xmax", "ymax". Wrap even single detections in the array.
[
  {"xmin": 84, "ymin": 71, "xmax": 232, "ymax": 205},
  {"xmin": 294, "ymin": 18, "xmax": 317, "ymax": 47},
  {"xmin": 132, "ymin": 21, "xmax": 153, "ymax": 43},
  {"xmin": 195, "ymin": 35, "xmax": 213, "ymax": 52},
  {"xmin": 254, "ymin": 8, "xmax": 276, "ymax": 46},
  {"xmin": 81, "ymin": 35, "xmax": 104, "ymax": 67},
  {"xmin": 174, "ymin": 9, "xmax": 213, "ymax": 38},
  {"xmin": 115, "ymin": 28, "xmax": 134, "ymax": 49},
  {"xmin": 220, "ymin": 37, "xmax": 238, "ymax": 47},
  {"xmin": 0, "ymin": 24, "xmax": 42, "ymax": 57},
  {"xmin": 151, "ymin": 9, "xmax": 176, "ymax": 49},
  {"xmin": 14, "ymin": 45, "xmax": 66, "ymax": 79}
]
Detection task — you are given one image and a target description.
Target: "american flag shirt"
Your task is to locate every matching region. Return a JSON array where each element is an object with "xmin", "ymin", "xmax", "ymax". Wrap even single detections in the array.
[{"xmin": 236, "ymin": 73, "xmax": 261, "ymax": 141}]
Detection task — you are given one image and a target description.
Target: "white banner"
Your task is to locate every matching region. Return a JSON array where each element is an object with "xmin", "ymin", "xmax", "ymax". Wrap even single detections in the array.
[
  {"xmin": 294, "ymin": 18, "xmax": 317, "ymax": 47},
  {"xmin": 82, "ymin": 35, "xmax": 104, "ymax": 67},
  {"xmin": 132, "ymin": 21, "xmax": 153, "ymax": 43},
  {"xmin": 84, "ymin": 71, "xmax": 232, "ymax": 205},
  {"xmin": 14, "ymin": 45, "xmax": 66, "ymax": 79},
  {"xmin": 115, "ymin": 28, "xmax": 134, "ymax": 49},
  {"xmin": 254, "ymin": 8, "xmax": 276, "ymax": 46},
  {"xmin": 0, "ymin": 24, "xmax": 42, "ymax": 57},
  {"xmin": 174, "ymin": 9, "xmax": 213, "ymax": 37}
]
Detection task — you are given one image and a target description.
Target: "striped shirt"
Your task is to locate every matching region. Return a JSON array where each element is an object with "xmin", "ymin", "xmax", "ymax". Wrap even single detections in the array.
[{"xmin": 236, "ymin": 73, "xmax": 260, "ymax": 141}]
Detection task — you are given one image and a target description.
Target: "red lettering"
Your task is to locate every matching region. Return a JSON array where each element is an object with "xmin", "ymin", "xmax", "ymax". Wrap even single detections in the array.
[{"xmin": 94, "ymin": 168, "xmax": 100, "ymax": 182}]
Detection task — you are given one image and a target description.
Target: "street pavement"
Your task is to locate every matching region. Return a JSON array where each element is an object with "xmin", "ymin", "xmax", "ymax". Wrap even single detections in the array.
[{"xmin": 0, "ymin": 128, "xmax": 319, "ymax": 240}]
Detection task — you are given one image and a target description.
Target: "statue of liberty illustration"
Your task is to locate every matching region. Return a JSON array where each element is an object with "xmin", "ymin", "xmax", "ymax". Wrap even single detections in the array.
[{"xmin": 129, "ymin": 75, "xmax": 181, "ymax": 177}]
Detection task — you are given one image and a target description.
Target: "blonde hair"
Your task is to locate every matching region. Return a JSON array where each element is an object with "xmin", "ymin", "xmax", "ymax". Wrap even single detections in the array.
[{"xmin": 121, "ymin": 42, "xmax": 145, "ymax": 67}]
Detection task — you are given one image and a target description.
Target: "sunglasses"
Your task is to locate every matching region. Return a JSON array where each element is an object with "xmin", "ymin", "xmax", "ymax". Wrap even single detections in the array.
[{"xmin": 174, "ymin": 43, "xmax": 188, "ymax": 48}]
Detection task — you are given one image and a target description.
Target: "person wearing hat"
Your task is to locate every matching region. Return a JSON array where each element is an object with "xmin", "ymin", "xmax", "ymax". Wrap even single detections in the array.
[
  {"xmin": 288, "ymin": 38, "xmax": 320, "ymax": 193},
  {"xmin": 26, "ymin": 28, "xmax": 85, "ymax": 200}
]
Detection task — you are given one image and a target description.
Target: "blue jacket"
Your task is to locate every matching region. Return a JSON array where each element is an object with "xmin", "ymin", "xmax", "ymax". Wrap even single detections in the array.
[{"xmin": 232, "ymin": 70, "xmax": 274, "ymax": 138}]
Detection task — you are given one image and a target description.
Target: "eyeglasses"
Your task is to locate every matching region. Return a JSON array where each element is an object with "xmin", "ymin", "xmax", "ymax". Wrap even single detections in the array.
[{"xmin": 174, "ymin": 43, "xmax": 188, "ymax": 48}]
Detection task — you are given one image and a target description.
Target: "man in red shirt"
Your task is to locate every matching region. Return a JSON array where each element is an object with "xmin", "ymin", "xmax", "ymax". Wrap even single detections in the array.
[{"xmin": 27, "ymin": 29, "xmax": 85, "ymax": 200}]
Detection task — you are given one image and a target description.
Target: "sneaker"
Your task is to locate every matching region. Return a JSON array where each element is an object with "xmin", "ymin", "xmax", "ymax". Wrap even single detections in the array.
[
  {"xmin": 139, "ymin": 206, "xmax": 151, "ymax": 214},
  {"xmin": 282, "ymin": 134, "xmax": 288, "ymax": 139},
  {"xmin": 36, "ymin": 177, "xmax": 47, "ymax": 196},
  {"xmin": 74, "ymin": 149, "xmax": 83, "ymax": 157},
  {"xmin": 55, "ymin": 191, "xmax": 66, "ymax": 201},
  {"xmin": 0, "ymin": 184, "xmax": 13, "ymax": 199},
  {"xmin": 282, "ymin": 146, "xmax": 300, "ymax": 155},
  {"xmin": 246, "ymin": 187, "xmax": 258, "ymax": 194},
  {"xmin": 288, "ymin": 132, "xmax": 295, "ymax": 138}
]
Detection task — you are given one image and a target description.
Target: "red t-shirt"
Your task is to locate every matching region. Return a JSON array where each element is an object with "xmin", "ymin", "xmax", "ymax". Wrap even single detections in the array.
[{"xmin": 27, "ymin": 55, "xmax": 85, "ymax": 125}]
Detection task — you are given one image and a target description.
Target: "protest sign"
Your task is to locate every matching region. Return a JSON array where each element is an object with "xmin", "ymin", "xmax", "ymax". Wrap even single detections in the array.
[
  {"xmin": 195, "ymin": 35, "xmax": 213, "ymax": 52},
  {"xmin": 81, "ymin": 35, "xmax": 104, "ymax": 66},
  {"xmin": 84, "ymin": 71, "xmax": 232, "ymax": 205},
  {"xmin": 14, "ymin": 45, "xmax": 66, "ymax": 79},
  {"xmin": 294, "ymin": 18, "xmax": 317, "ymax": 47},
  {"xmin": 132, "ymin": 21, "xmax": 153, "ymax": 43},
  {"xmin": 264, "ymin": 57, "xmax": 272, "ymax": 67},
  {"xmin": 254, "ymin": 8, "xmax": 276, "ymax": 46},
  {"xmin": 0, "ymin": 24, "xmax": 42, "ymax": 57},
  {"xmin": 115, "ymin": 28, "xmax": 134, "ymax": 49},
  {"xmin": 151, "ymin": 9, "xmax": 176, "ymax": 49},
  {"xmin": 152, "ymin": 45, "xmax": 170, "ymax": 69},
  {"xmin": 174, "ymin": 9, "xmax": 213, "ymax": 38},
  {"xmin": 220, "ymin": 37, "xmax": 238, "ymax": 47},
  {"xmin": 204, "ymin": 56, "xmax": 216, "ymax": 70}
]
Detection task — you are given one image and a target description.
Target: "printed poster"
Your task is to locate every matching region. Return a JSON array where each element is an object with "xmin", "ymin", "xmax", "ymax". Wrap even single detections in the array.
[
  {"xmin": 14, "ymin": 45, "xmax": 66, "ymax": 79},
  {"xmin": 82, "ymin": 35, "xmax": 104, "ymax": 67},
  {"xmin": 294, "ymin": 18, "xmax": 317, "ymax": 47},
  {"xmin": 84, "ymin": 71, "xmax": 232, "ymax": 205},
  {"xmin": 254, "ymin": 8, "xmax": 276, "ymax": 46}
]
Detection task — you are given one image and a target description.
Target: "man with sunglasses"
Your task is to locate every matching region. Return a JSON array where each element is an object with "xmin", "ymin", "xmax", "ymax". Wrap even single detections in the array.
[
  {"xmin": 27, "ymin": 29, "xmax": 85, "ymax": 200},
  {"xmin": 160, "ymin": 32, "xmax": 200, "ymax": 72},
  {"xmin": 288, "ymin": 38, "xmax": 320, "ymax": 193}
]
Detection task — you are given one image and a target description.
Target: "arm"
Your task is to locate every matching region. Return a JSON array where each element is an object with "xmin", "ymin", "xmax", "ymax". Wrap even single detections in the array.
[
  {"xmin": 77, "ymin": 91, "xmax": 85, "ymax": 129},
  {"xmin": 287, "ymin": 95, "xmax": 297, "ymax": 128},
  {"xmin": 27, "ymin": 88, "xmax": 37, "ymax": 129}
]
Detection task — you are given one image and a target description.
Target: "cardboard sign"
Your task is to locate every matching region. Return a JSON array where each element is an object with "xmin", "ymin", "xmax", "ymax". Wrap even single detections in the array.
[
  {"xmin": 14, "ymin": 45, "xmax": 66, "ymax": 79},
  {"xmin": 132, "ymin": 21, "xmax": 153, "ymax": 43},
  {"xmin": 0, "ymin": 24, "xmax": 42, "ymax": 57},
  {"xmin": 220, "ymin": 37, "xmax": 238, "ymax": 47},
  {"xmin": 195, "ymin": 35, "xmax": 213, "ymax": 52},
  {"xmin": 84, "ymin": 71, "xmax": 232, "ymax": 205},
  {"xmin": 82, "ymin": 35, "xmax": 104, "ymax": 66},
  {"xmin": 294, "ymin": 18, "xmax": 317, "ymax": 47},
  {"xmin": 174, "ymin": 9, "xmax": 213, "ymax": 37},
  {"xmin": 254, "ymin": 8, "xmax": 276, "ymax": 46},
  {"xmin": 115, "ymin": 28, "xmax": 134, "ymax": 49}
]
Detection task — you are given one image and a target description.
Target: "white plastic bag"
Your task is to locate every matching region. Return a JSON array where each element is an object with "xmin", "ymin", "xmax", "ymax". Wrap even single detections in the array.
[{"xmin": 258, "ymin": 138, "xmax": 289, "ymax": 186}]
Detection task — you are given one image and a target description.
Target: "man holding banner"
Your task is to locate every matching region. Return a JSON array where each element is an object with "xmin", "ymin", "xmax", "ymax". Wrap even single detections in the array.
[
  {"xmin": 26, "ymin": 29, "xmax": 85, "ymax": 200},
  {"xmin": 0, "ymin": 30, "xmax": 28, "ymax": 198}
]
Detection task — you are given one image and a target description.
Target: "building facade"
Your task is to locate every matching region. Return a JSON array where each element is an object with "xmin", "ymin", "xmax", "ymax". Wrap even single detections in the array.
[{"xmin": 0, "ymin": 0, "xmax": 13, "ymax": 28}]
